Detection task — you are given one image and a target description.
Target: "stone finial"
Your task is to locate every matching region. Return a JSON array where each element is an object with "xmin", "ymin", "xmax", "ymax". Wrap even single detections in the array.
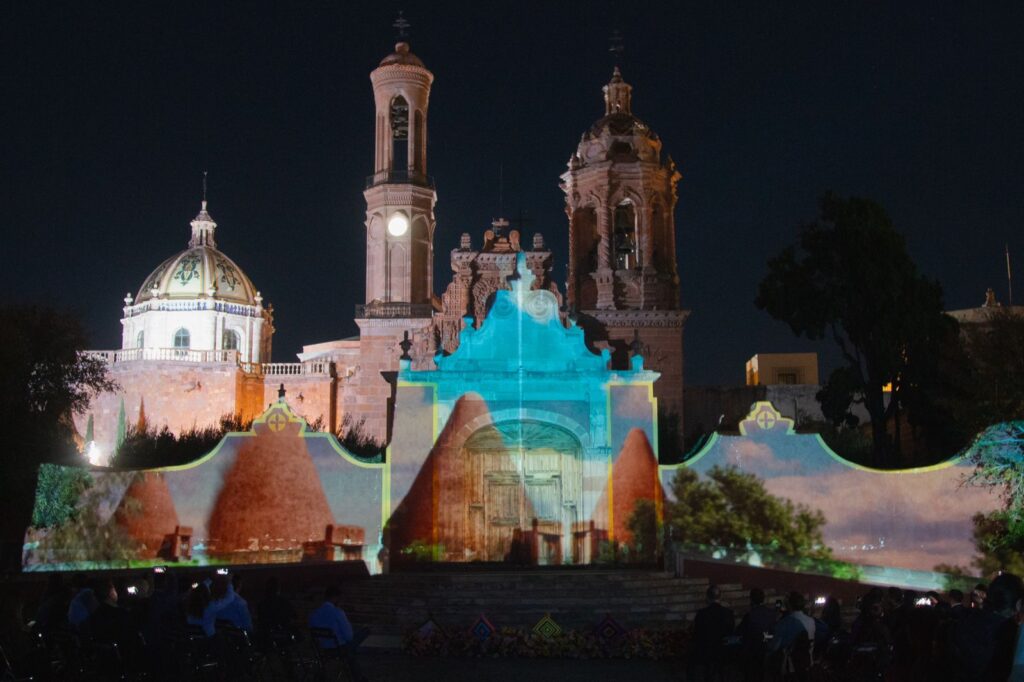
[
  {"xmin": 399, "ymin": 331, "xmax": 413, "ymax": 360},
  {"xmin": 124, "ymin": 292, "xmax": 133, "ymax": 306},
  {"xmin": 984, "ymin": 287, "xmax": 999, "ymax": 307},
  {"xmin": 603, "ymin": 66, "xmax": 633, "ymax": 115},
  {"xmin": 532, "ymin": 233, "xmax": 545, "ymax": 250},
  {"xmin": 460, "ymin": 232, "xmax": 472, "ymax": 250}
]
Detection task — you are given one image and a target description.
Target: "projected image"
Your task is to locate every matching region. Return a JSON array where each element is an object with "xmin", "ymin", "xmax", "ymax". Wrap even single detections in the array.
[
  {"xmin": 660, "ymin": 402, "xmax": 1003, "ymax": 589},
  {"xmin": 22, "ymin": 256, "xmax": 1004, "ymax": 588}
]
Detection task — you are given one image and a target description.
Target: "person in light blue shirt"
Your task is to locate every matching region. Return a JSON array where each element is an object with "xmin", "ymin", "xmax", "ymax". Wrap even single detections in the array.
[
  {"xmin": 210, "ymin": 573, "xmax": 252, "ymax": 633},
  {"xmin": 309, "ymin": 585, "xmax": 368, "ymax": 682},
  {"xmin": 67, "ymin": 577, "xmax": 98, "ymax": 630},
  {"xmin": 309, "ymin": 585, "xmax": 358, "ymax": 647}
]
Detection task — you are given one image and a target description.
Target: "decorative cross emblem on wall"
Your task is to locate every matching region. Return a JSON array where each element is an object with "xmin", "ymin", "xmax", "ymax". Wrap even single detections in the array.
[
  {"xmin": 268, "ymin": 412, "xmax": 288, "ymax": 432},
  {"xmin": 755, "ymin": 410, "xmax": 777, "ymax": 431}
]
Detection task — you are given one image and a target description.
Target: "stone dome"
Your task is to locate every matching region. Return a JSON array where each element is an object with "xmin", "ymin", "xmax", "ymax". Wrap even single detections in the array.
[
  {"xmin": 570, "ymin": 67, "xmax": 663, "ymax": 169},
  {"xmin": 379, "ymin": 41, "xmax": 425, "ymax": 68},
  {"xmin": 135, "ymin": 202, "xmax": 260, "ymax": 306}
]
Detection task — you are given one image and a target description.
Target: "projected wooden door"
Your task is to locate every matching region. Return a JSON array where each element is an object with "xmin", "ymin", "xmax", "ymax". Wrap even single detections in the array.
[{"xmin": 463, "ymin": 421, "xmax": 582, "ymax": 563}]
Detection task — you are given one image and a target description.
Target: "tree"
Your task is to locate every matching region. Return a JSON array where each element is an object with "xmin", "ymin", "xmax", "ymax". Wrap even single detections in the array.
[
  {"xmin": 756, "ymin": 193, "xmax": 960, "ymax": 466},
  {"xmin": 0, "ymin": 305, "xmax": 115, "ymax": 569},
  {"xmin": 112, "ymin": 413, "xmax": 252, "ymax": 469},
  {"xmin": 665, "ymin": 465, "xmax": 831, "ymax": 564}
]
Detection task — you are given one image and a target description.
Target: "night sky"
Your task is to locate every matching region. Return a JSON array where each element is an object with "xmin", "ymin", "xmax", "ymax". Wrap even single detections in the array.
[{"xmin": 3, "ymin": 1, "xmax": 1023, "ymax": 385}]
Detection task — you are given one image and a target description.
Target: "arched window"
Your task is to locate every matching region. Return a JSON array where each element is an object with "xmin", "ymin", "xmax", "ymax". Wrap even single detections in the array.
[
  {"xmin": 390, "ymin": 95, "xmax": 409, "ymax": 174},
  {"xmin": 222, "ymin": 329, "xmax": 240, "ymax": 351},
  {"xmin": 173, "ymin": 328, "xmax": 190, "ymax": 349},
  {"xmin": 136, "ymin": 330, "xmax": 144, "ymax": 348},
  {"xmin": 613, "ymin": 201, "xmax": 637, "ymax": 269}
]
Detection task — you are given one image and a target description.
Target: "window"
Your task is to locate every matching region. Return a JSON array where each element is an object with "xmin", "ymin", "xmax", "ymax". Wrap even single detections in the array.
[
  {"xmin": 222, "ymin": 329, "xmax": 240, "ymax": 351},
  {"xmin": 136, "ymin": 330, "xmax": 144, "ymax": 348},
  {"xmin": 173, "ymin": 328, "xmax": 190, "ymax": 349},
  {"xmin": 776, "ymin": 372, "xmax": 798, "ymax": 385},
  {"xmin": 390, "ymin": 96, "xmax": 409, "ymax": 172},
  {"xmin": 613, "ymin": 202, "xmax": 637, "ymax": 269}
]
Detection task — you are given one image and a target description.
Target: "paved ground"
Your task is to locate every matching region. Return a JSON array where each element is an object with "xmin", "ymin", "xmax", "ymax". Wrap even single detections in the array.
[{"xmin": 357, "ymin": 651, "xmax": 684, "ymax": 681}]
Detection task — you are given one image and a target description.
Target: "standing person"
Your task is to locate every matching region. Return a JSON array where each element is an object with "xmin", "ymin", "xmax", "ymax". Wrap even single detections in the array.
[
  {"xmin": 767, "ymin": 592, "xmax": 815, "ymax": 675},
  {"xmin": 737, "ymin": 587, "xmax": 777, "ymax": 681},
  {"xmin": 951, "ymin": 574, "xmax": 1019, "ymax": 680},
  {"xmin": 948, "ymin": 589, "xmax": 967, "ymax": 620},
  {"xmin": 983, "ymin": 573, "xmax": 1022, "ymax": 681},
  {"xmin": 309, "ymin": 585, "xmax": 368, "ymax": 682},
  {"xmin": 690, "ymin": 584, "xmax": 736, "ymax": 681}
]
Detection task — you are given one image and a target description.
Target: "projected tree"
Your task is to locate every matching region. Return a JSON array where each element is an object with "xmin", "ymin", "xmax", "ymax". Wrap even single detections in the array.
[
  {"xmin": 959, "ymin": 421, "xmax": 1024, "ymax": 575},
  {"xmin": 756, "ymin": 193, "xmax": 960, "ymax": 467},
  {"xmin": 665, "ymin": 465, "xmax": 831, "ymax": 564}
]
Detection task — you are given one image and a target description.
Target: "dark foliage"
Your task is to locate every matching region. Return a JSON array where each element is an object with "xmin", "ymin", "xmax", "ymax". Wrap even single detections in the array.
[
  {"xmin": 336, "ymin": 413, "xmax": 385, "ymax": 460},
  {"xmin": 756, "ymin": 193, "xmax": 962, "ymax": 467},
  {"xmin": 112, "ymin": 413, "xmax": 252, "ymax": 469},
  {"xmin": 0, "ymin": 305, "xmax": 115, "ymax": 569}
]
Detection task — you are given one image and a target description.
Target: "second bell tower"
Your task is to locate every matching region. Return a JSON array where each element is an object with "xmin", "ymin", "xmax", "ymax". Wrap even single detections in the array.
[{"xmin": 364, "ymin": 40, "xmax": 436, "ymax": 307}]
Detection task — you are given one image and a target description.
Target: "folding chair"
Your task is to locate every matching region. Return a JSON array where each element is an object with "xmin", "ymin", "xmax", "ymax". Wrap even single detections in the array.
[{"xmin": 308, "ymin": 627, "xmax": 356, "ymax": 682}]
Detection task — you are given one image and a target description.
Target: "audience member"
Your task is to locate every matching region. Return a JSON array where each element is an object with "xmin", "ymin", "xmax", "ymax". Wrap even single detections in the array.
[
  {"xmin": 309, "ymin": 585, "xmax": 368, "ymax": 682},
  {"xmin": 256, "ymin": 576, "xmax": 296, "ymax": 644},
  {"xmin": 951, "ymin": 575, "xmax": 1015, "ymax": 680},
  {"xmin": 690, "ymin": 584, "xmax": 736, "ymax": 680},
  {"xmin": 210, "ymin": 573, "xmax": 253, "ymax": 632},
  {"xmin": 736, "ymin": 587, "xmax": 776, "ymax": 681},
  {"xmin": 186, "ymin": 583, "xmax": 214, "ymax": 637},
  {"xmin": 983, "ymin": 572, "xmax": 1022, "ymax": 681}
]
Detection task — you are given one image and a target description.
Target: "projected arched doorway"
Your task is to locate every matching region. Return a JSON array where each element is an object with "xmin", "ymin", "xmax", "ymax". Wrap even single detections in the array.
[{"xmin": 462, "ymin": 420, "xmax": 583, "ymax": 564}]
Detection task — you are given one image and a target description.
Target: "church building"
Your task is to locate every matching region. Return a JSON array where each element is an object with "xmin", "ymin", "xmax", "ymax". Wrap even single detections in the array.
[{"xmin": 79, "ymin": 37, "xmax": 688, "ymax": 459}]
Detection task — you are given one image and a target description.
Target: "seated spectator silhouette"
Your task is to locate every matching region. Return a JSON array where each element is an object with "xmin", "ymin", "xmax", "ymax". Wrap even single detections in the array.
[
  {"xmin": 68, "ymin": 574, "xmax": 99, "ymax": 630},
  {"xmin": 88, "ymin": 579, "xmax": 131, "ymax": 643},
  {"xmin": 737, "ymin": 587, "xmax": 777, "ymax": 680},
  {"xmin": 34, "ymin": 573, "xmax": 70, "ymax": 637},
  {"xmin": 690, "ymin": 584, "xmax": 736, "ymax": 681},
  {"xmin": 256, "ymin": 576, "xmax": 295, "ymax": 649},
  {"xmin": 309, "ymin": 585, "xmax": 369, "ymax": 682},
  {"xmin": 186, "ymin": 583, "xmax": 214, "ymax": 637},
  {"xmin": 210, "ymin": 573, "xmax": 252, "ymax": 633}
]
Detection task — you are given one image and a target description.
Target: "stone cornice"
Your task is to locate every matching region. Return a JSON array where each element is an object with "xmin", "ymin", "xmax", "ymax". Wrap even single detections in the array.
[{"xmin": 579, "ymin": 309, "xmax": 690, "ymax": 328}]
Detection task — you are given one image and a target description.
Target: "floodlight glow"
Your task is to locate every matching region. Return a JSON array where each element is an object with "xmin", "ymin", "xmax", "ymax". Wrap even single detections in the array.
[
  {"xmin": 387, "ymin": 213, "xmax": 409, "ymax": 236},
  {"xmin": 85, "ymin": 441, "xmax": 105, "ymax": 466}
]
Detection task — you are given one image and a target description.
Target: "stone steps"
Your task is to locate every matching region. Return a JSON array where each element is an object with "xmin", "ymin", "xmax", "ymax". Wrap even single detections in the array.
[{"xmin": 291, "ymin": 570, "xmax": 751, "ymax": 635}]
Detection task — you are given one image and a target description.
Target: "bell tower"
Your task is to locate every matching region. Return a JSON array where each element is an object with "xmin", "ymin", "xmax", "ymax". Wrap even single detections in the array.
[
  {"xmin": 561, "ymin": 67, "xmax": 689, "ymax": 448},
  {"xmin": 364, "ymin": 40, "xmax": 436, "ymax": 306},
  {"xmin": 352, "ymin": 34, "xmax": 438, "ymax": 444}
]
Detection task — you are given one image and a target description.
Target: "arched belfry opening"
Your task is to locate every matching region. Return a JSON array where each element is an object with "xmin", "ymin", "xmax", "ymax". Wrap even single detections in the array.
[
  {"xmin": 613, "ymin": 201, "xmax": 637, "ymax": 270},
  {"xmin": 390, "ymin": 95, "xmax": 410, "ymax": 174}
]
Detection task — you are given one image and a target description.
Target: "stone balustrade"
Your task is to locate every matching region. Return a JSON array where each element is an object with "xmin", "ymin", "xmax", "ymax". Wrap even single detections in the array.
[
  {"xmin": 85, "ymin": 348, "xmax": 240, "ymax": 364},
  {"xmin": 261, "ymin": 361, "xmax": 334, "ymax": 376},
  {"xmin": 85, "ymin": 350, "xmax": 334, "ymax": 377}
]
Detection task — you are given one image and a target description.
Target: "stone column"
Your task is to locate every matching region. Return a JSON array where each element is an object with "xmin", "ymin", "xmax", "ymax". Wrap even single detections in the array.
[{"xmin": 595, "ymin": 205, "xmax": 615, "ymax": 309}]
